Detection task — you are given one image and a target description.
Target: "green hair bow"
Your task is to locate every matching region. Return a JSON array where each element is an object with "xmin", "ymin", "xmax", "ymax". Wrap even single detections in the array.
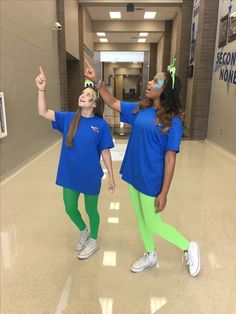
[
  {"xmin": 84, "ymin": 79, "xmax": 95, "ymax": 88},
  {"xmin": 167, "ymin": 58, "xmax": 176, "ymax": 90},
  {"xmin": 84, "ymin": 79, "xmax": 100, "ymax": 98}
]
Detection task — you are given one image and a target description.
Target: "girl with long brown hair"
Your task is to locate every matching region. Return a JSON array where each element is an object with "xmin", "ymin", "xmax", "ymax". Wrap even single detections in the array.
[
  {"xmin": 35, "ymin": 66, "xmax": 115, "ymax": 260},
  {"xmin": 85, "ymin": 59, "xmax": 201, "ymax": 277}
]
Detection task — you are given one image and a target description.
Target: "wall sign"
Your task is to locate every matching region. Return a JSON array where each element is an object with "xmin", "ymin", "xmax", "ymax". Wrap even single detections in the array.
[
  {"xmin": 215, "ymin": 1, "xmax": 236, "ymax": 85},
  {"xmin": 218, "ymin": 14, "xmax": 229, "ymax": 48},
  {"xmin": 218, "ymin": 0, "xmax": 236, "ymax": 46},
  {"xmin": 228, "ymin": 10, "xmax": 236, "ymax": 42},
  {"xmin": 215, "ymin": 51, "xmax": 236, "ymax": 84}
]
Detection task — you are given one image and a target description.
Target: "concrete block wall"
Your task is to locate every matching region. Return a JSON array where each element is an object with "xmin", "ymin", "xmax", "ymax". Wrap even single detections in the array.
[{"xmin": 0, "ymin": 0, "xmax": 61, "ymax": 177}]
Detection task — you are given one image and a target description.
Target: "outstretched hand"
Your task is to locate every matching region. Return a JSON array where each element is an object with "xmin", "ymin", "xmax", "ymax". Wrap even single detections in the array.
[
  {"xmin": 84, "ymin": 59, "xmax": 98, "ymax": 83},
  {"xmin": 35, "ymin": 66, "xmax": 46, "ymax": 90}
]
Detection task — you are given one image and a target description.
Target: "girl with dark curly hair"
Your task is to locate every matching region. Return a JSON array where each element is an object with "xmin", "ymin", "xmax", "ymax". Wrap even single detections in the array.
[{"xmin": 85, "ymin": 59, "xmax": 200, "ymax": 277}]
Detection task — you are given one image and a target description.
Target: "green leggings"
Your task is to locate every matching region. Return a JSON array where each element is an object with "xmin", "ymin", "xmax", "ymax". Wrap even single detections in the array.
[
  {"xmin": 128, "ymin": 184, "xmax": 190, "ymax": 252},
  {"xmin": 63, "ymin": 188, "xmax": 100, "ymax": 239}
]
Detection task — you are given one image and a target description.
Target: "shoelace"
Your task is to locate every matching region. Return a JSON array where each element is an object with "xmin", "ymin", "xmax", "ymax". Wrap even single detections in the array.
[
  {"xmin": 136, "ymin": 253, "xmax": 149, "ymax": 264},
  {"xmin": 136, "ymin": 253, "xmax": 156, "ymax": 266},
  {"xmin": 86, "ymin": 239, "xmax": 95, "ymax": 248},
  {"xmin": 182, "ymin": 251, "xmax": 193, "ymax": 266},
  {"xmin": 79, "ymin": 232, "xmax": 88, "ymax": 244}
]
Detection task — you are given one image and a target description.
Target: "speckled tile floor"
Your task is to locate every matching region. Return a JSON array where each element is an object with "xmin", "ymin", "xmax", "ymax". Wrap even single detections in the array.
[{"xmin": 1, "ymin": 139, "xmax": 236, "ymax": 314}]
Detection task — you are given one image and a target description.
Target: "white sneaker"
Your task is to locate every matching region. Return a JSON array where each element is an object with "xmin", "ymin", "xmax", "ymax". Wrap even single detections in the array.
[
  {"xmin": 131, "ymin": 252, "xmax": 157, "ymax": 273},
  {"xmin": 78, "ymin": 238, "xmax": 99, "ymax": 259},
  {"xmin": 183, "ymin": 241, "xmax": 201, "ymax": 277},
  {"xmin": 76, "ymin": 228, "xmax": 90, "ymax": 251}
]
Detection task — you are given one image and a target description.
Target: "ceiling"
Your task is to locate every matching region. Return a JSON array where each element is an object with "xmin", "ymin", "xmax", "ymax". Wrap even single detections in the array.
[
  {"xmin": 86, "ymin": 6, "xmax": 178, "ymax": 20},
  {"xmin": 83, "ymin": 4, "xmax": 179, "ymax": 45}
]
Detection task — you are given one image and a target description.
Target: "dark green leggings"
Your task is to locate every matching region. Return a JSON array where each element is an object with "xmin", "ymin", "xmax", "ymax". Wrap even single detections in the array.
[{"xmin": 63, "ymin": 188, "xmax": 100, "ymax": 239}]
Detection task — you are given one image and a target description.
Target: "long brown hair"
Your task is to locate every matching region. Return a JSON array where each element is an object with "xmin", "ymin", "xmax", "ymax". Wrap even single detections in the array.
[
  {"xmin": 66, "ymin": 88, "xmax": 104, "ymax": 148},
  {"xmin": 134, "ymin": 72, "xmax": 184, "ymax": 132}
]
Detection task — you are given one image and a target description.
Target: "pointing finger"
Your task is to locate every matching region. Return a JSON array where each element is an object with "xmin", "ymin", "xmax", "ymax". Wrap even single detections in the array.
[
  {"xmin": 39, "ymin": 66, "xmax": 45, "ymax": 75},
  {"xmin": 85, "ymin": 59, "xmax": 92, "ymax": 69}
]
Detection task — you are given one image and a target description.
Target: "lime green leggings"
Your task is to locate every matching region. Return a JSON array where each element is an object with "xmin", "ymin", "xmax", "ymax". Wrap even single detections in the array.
[
  {"xmin": 128, "ymin": 184, "xmax": 189, "ymax": 252},
  {"xmin": 63, "ymin": 188, "xmax": 99, "ymax": 239}
]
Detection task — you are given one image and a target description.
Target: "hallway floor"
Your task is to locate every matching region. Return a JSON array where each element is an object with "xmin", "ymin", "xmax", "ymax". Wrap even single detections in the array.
[{"xmin": 1, "ymin": 140, "xmax": 236, "ymax": 314}]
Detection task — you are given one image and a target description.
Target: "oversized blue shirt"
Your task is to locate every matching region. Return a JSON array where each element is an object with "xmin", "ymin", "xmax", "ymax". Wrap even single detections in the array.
[
  {"xmin": 52, "ymin": 112, "xmax": 114, "ymax": 195},
  {"xmin": 120, "ymin": 102, "xmax": 183, "ymax": 197}
]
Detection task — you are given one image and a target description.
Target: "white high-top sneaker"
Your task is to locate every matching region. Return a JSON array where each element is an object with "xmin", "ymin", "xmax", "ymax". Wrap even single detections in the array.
[
  {"xmin": 131, "ymin": 252, "xmax": 158, "ymax": 273},
  {"xmin": 76, "ymin": 228, "xmax": 90, "ymax": 251},
  {"xmin": 78, "ymin": 238, "xmax": 99, "ymax": 259},
  {"xmin": 182, "ymin": 241, "xmax": 201, "ymax": 277}
]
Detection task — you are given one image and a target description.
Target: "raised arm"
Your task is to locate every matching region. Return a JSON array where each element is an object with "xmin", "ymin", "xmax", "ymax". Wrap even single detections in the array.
[
  {"xmin": 35, "ymin": 66, "xmax": 55, "ymax": 121},
  {"xmin": 84, "ymin": 60, "xmax": 120, "ymax": 113}
]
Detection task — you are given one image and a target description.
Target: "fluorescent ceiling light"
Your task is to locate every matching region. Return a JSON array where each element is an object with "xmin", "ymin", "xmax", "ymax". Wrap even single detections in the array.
[
  {"xmin": 139, "ymin": 32, "xmax": 148, "ymax": 36},
  {"xmin": 101, "ymin": 51, "xmax": 144, "ymax": 63},
  {"xmin": 138, "ymin": 38, "xmax": 146, "ymax": 43},
  {"xmin": 144, "ymin": 12, "xmax": 156, "ymax": 19},
  {"xmin": 100, "ymin": 38, "xmax": 108, "ymax": 42},
  {"xmin": 97, "ymin": 32, "xmax": 106, "ymax": 37},
  {"xmin": 109, "ymin": 11, "xmax": 121, "ymax": 19}
]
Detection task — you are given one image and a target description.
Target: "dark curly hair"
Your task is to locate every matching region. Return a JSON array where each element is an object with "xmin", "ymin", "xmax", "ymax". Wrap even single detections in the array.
[{"xmin": 134, "ymin": 72, "xmax": 184, "ymax": 132}]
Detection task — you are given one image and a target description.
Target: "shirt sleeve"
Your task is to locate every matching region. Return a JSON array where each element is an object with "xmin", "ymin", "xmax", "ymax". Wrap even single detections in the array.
[
  {"xmin": 52, "ymin": 111, "xmax": 68, "ymax": 133},
  {"xmin": 98, "ymin": 121, "xmax": 115, "ymax": 153},
  {"xmin": 165, "ymin": 116, "xmax": 183, "ymax": 153},
  {"xmin": 120, "ymin": 101, "xmax": 138, "ymax": 125}
]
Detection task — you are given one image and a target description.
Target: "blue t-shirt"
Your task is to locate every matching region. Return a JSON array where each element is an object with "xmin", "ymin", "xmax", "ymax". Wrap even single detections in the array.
[
  {"xmin": 120, "ymin": 102, "xmax": 183, "ymax": 197},
  {"xmin": 52, "ymin": 112, "xmax": 114, "ymax": 195}
]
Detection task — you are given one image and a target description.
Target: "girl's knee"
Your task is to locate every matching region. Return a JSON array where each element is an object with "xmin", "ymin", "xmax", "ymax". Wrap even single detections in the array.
[
  {"xmin": 87, "ymin": 209, "xmax": 99, "ymax": 220},
  {"xmin": 136, "ymin": 216, "xmax": 145, "ymax": 225},
  {"xmin": 144, "ymin": 215, "xmax": 163, "ymax": 233}
]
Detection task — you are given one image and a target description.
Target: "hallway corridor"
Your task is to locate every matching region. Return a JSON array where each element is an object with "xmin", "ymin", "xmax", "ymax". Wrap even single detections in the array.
[{"xmin": 1, "ymin": 140, "xmax": 236, "ymax": 314}]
